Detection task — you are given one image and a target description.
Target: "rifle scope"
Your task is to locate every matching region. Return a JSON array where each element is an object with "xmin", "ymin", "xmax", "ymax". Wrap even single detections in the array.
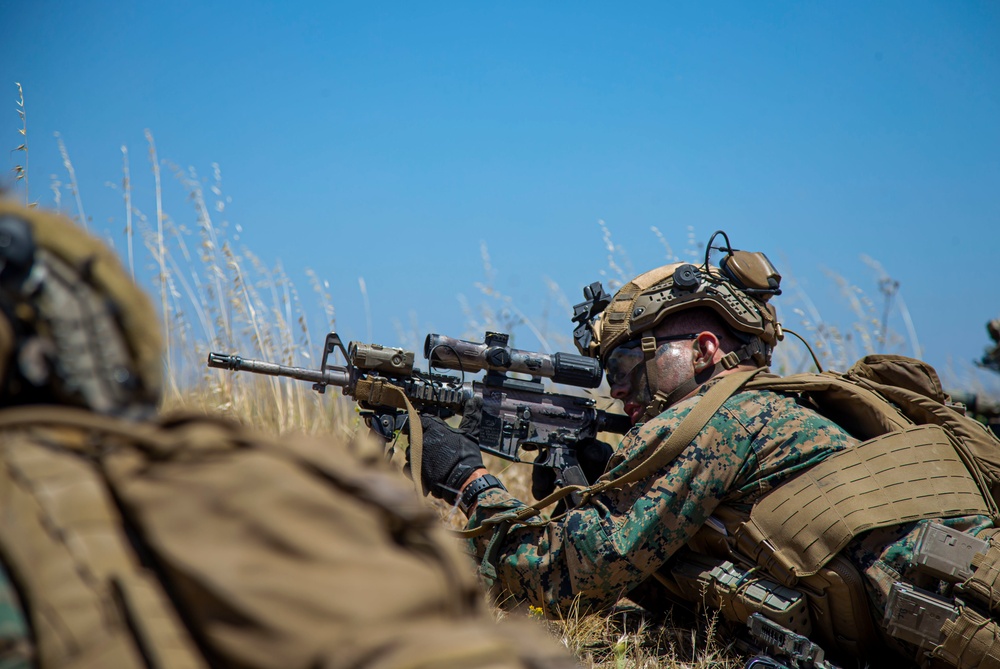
[{"xmin": 424, "ymin": 332, "xmax": 604, "ymax": 388}]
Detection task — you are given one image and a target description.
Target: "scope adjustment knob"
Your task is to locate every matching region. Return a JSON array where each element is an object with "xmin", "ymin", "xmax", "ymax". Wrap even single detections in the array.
[{"xmin": 486, "ymin": 346, "xmax": 512, "ymax": 368}]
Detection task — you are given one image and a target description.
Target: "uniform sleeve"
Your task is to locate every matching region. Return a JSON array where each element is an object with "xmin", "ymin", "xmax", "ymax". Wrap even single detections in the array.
[{"xmin": 466, "ymin": 398, "xmax": 754, "ymax": 615}]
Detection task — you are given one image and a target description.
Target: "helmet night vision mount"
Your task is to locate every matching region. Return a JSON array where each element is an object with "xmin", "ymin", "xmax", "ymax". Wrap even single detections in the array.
[{"xmin": 571, "ymin": 230, "xmax": 784, "ymax": 369}]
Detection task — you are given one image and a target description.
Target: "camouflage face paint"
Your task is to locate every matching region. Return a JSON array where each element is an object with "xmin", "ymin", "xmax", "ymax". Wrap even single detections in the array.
[{"xmin": 604, "ymin": 334, "xmax": 698, "ymax": 387}]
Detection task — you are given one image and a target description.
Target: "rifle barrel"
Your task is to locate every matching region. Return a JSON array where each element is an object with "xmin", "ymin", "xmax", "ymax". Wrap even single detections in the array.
[{"xmin": 207, "ymin": 353, "xmax": 351, "ymax": 388}]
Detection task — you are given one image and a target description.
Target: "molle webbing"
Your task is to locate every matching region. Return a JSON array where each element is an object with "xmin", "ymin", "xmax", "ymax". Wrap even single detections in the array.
[
  {"xmin": 598, "ymin": 265, "xmax": 677, "ymax": 354},
  {"xmin": 932, "ymin": 607, "xmax": 1000, "ymax": 669},
  {"xmin": 0, "ymin": 424, "xmax": 206, "ymax": 669},
  {"xmin": 857, "ymin": 376, "xmax": 1000, "ymax": 500},
  {"xmin": 0, "ymin": 200, "xmax": 164, "ymax": 401},
  {"xmin": 668, "ymin": 553, "xmax": 813, "ymax": 635},
  {"xmin": 0, "ymin": 407, "xmax": 582, "ymax": 669},
  {"xmin": 735, "ymin": 425, "xmax": 991, "ymax": 585},
  {"xmin": 963, "ymin": 542, "xmax": 1000, "ymax": 613}
]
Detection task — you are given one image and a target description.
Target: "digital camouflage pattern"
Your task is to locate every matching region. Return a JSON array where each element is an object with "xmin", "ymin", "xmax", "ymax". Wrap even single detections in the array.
[
  {"xmin": 467, "ymin": 383, "xmax": 996, "ymax": 625},
  {"xmin": 467, "ymin": 383, "xmax": 856, "ymax": 613},
  {"xmin": 0, "ymin": 562, "xmax": 30, "ymax": 669}
]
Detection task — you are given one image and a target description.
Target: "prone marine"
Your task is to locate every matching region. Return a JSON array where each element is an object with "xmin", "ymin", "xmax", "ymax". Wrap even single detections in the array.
[
  {"xmin": 0, "ymin": 198, "xmax": 579, "ymax": 669},
  {"xmin": 413, "ymin": 232, "xmax": 1000, "ymax": 668}
]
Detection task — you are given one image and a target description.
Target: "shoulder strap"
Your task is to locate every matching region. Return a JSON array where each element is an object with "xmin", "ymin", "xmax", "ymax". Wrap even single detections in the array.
[
  {"xmin": 458, "ymin": 368, "xmax": 763, "ymax": 539},
  {"xmin": 591, "ymin": 367, "xmax": 764, "ymax": 491}
]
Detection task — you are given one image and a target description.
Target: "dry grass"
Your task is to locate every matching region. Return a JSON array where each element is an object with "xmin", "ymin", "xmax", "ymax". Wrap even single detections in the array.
[
  {"xmin": 20, "ymin": 109, "xmax": 997, "ymax": 667},
  {"xmin": 132, "ymin": 178, "xmax": 753, "ymax": 665}
]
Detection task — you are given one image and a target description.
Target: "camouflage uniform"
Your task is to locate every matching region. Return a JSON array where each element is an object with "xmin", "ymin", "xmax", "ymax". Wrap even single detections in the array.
[{"xmin": 466, "ymin": 382, "xmax": 995, "ymax": 625}]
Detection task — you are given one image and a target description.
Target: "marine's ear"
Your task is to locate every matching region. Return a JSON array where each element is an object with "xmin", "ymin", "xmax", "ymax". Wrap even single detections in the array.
[{"xmin": 692, "ymin": 331, "xmax": 720, "ymax": 373}]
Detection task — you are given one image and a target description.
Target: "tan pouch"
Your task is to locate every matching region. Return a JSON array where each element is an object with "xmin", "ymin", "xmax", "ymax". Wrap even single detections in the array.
[
  {"xmin": 932, "ymin": 606, "xmax": 1000, "ymax": 669},
  {"xmin": 669, "ymin": 553, "xmax": 812, "ymax": 635},
  {"xmin": 962, "ymin": 542, "xmax": 1000, "ymax": 613},
  {"xmin": 797, "ymin": 555, "xmax": 879, "ymax": 661},
  {"xmin": 0, "ymin": 428, "xmax": 205, "ymax": 669}
]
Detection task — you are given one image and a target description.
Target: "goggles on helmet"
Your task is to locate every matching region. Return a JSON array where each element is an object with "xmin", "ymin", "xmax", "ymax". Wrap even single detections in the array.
[
  {"xmin": 604, "ymin": 333, "xmax": 698, "ymax": 387},
  {"xmin": 572, "ymin": 232, "xmax": 784, "ymax": 371}
]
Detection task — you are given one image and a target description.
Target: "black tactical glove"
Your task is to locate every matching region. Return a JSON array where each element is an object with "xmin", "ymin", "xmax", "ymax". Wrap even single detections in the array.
[
  {"xmin": 411, "ymin": 398, "xmax": 485, "ymax": 503},
  {"xmin": 530, "ymin": 437, "xmax": 613, "ymax": 501},
  {"xmin": 457, "ymin": 395, "xmax": 483, "ymax": 440}
]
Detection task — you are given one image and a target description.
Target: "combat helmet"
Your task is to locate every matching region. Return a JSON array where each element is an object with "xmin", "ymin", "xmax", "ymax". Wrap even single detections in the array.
[
  {"xmin": 573, "ymin": 231, "xmax": 784, "ymax": 371},
  {"xmin": 0, "ymin": 198, "xmax": 162, "ymax": 417}
]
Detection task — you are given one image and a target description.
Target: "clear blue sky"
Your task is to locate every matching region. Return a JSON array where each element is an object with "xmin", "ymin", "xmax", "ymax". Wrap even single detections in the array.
[{"xmin": 2, "ymin": 2, "xmax": 998, "ymax": 389}]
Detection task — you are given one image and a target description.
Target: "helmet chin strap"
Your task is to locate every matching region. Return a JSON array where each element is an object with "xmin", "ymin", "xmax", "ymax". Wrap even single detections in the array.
[
  {"xmin": 638, "ymin": 336, "xmax": 769, "ymax": 422},
  {"xmin": 640, "ymin": 335, "xmax": 659, "ymax": 404}
]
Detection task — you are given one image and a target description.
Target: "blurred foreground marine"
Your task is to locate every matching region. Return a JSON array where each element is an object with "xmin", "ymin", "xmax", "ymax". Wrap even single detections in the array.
[
  {"xmin": 413, "ymin": 231, "xmax": 1000, "ymax": 669},
  {"xmin": 0, "ymin": 199, "xmax": 578, "ymax": 669}
]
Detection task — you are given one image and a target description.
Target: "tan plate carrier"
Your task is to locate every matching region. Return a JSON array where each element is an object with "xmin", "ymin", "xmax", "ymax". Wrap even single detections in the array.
[{"xmin": 465, "ymin": 356, "xmax": 1000, "ymax": 665}]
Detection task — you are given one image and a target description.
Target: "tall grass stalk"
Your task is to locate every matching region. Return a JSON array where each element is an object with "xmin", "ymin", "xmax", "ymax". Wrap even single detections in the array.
[
  {"xmin": 861, "ymin": 254, "xmax": 922, "ymax": 358},
  {"xmin": 145, "ymin": 130, "xmax": 174, "ymax": 394},
  {"xmin": 54, "ymin": 132, "xmax": 87, "ymax": 227},
  {"xmin": 13, "ymin": 83, "xmax": 28, "ymax": 204},
  {"xmin": 650, "ymin": 226, "xmax": 680, "ymax": 263},
  {"xmin": 121, "ymin": 145, "xmax": 135, "ymax": 279},
  {"xmin": 29, "ymin": 129, "xmax": 350, "ymax": 437}
]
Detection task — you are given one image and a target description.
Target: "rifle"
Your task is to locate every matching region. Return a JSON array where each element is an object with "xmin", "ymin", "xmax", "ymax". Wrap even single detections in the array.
[{"xmin": 207, "ymin": 331, "xmax": 631, "ymax": 493}]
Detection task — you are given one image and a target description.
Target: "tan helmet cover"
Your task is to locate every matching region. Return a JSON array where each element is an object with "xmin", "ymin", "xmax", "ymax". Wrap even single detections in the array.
[
  {"xmin": 0, "ymin": 199, "xmax": 162, "ymax": 412},
  {"xmin": 588, "ymin": 261, "xmax": 782, "ymax": 365}
]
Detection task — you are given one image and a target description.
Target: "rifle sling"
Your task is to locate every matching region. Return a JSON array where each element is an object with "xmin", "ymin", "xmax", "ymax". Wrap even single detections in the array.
[
  {"xmin": 591, "ymin": 368, "xmax": 763, "ymax": 491},
  {"xmin": 353, "ymin": 377, "xmax": 426, "ymax": 497}
]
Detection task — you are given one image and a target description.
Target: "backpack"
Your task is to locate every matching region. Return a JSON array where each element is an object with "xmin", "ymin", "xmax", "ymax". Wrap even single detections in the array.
[
  {"xmin": 732, "ymin": 354, "xmax": 1000, "ymax": 578},
  {"xmin": 0, "ymin": 407, "xmax": 577, "ymax": 669},
  {"xmin": 763, "ymin": 354, "xmax": 1000, "ymax": 499}
]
